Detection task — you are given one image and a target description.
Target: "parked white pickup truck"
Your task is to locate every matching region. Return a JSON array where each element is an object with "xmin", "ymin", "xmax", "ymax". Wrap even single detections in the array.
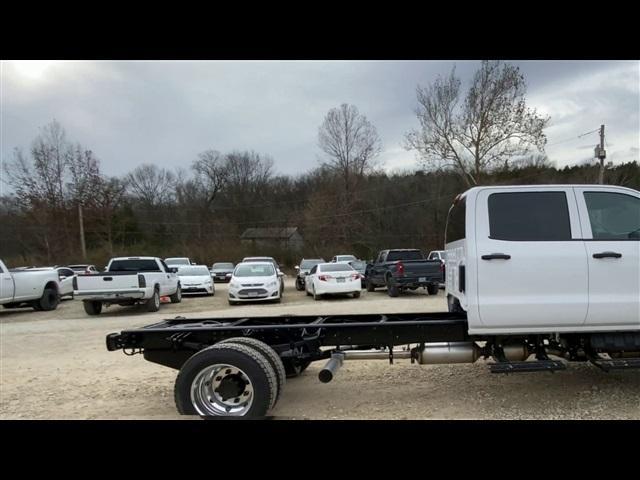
[
  {"xmin": 0, "ymin": 259, "xmax": 61, "ymax": 311},
  {"xmin": 74, "ymin": 257, "xmax": 182, "ymax": 315}
]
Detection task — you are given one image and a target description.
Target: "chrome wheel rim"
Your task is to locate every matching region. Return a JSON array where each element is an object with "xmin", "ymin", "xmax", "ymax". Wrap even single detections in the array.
[
  {"xmin": 176, "ymin": 287, "xmax": 182, "ymax": 301},
  {"xmin": 190, "ymin": 364, "xmax": 254, "ymax": 416},
  {"xmin": 154, "ymin": 292, "xmax": 160, "ymax": 308}
]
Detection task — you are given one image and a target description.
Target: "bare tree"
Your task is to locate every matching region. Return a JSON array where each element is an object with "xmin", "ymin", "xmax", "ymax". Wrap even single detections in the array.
[
  {"xmin": 126, "ymin": 164, "xmax": 176, "ymax": 207},
  {"xmin": 405, "ymin": 61, "xmax": 550, "ymax": 186},
  {"xmin": 318, "ymin": 103, "xmax": 382, "ymax": 195},
  {"xmin": 192, "ymin": 150, "xmax": 228, "ymax": 206}
]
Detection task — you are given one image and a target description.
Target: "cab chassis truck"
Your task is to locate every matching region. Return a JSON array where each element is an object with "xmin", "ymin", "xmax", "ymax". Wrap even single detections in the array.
[{"xmin": 106, "ymin": 185, "xmax": 640, "ymax": 417}]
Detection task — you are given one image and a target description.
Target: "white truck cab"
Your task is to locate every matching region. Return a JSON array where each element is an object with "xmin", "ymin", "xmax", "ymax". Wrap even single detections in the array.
[{"xmin": 445, "ymin": 185, "xmax": 640, "ymax": 335}]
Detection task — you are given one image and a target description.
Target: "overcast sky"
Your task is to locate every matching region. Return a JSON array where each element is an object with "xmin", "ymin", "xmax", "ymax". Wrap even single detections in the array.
[{"xmin": 1, "ymin": 60, "xmax": 638, "ymax": 181}]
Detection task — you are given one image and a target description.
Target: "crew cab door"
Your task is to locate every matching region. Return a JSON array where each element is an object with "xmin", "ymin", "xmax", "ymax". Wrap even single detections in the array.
[
  {"xmin": 0, "ymin": 262, "xmax": 15, "ymax": 302},
  {"xmin": 574, "ymin": 187, "xmax": 640, "ymax": 327},
  {"xmin": 475, "ymin": 187, "xmax": 588, "ymax": 329}
]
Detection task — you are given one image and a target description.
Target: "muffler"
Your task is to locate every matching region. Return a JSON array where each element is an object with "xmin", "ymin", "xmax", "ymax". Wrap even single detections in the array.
[{"xmin": 416, "ymin": 342, "xmax": 529, "ymax": 365}]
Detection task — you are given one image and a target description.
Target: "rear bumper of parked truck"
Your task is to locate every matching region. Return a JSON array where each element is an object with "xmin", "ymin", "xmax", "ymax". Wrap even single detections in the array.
[{"xmin": 74, "ymin": 289, "xmax": 147, "ymax": 302}]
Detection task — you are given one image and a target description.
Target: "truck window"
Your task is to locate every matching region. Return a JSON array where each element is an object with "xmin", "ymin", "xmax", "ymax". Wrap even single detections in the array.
[
  {"xmin": 488, "ymin": 192, "xmax": 571, "ymax": 241},
  {"xmin": 387, "ymin": 250, "xmax": 424, "ymax": 261},
  {"xmin": 584, "ymin": 192, "xmax": 640, "ymax": 240},
  {"xmin": 109, "ymin": 259, "xmax": 161, "ymax": 272},
  {"xmin": 445, "ymin": 196, "xmax": 466, "ymax": 243}
]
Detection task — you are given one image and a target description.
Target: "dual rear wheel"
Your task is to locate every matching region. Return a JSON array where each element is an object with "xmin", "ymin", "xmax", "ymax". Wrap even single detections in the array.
[{"xmin": 175, "ymin": 337, "xmax": 289, "ymax": 418}]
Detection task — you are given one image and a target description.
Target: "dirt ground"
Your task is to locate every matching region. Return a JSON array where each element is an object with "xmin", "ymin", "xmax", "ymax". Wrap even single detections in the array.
[{"xmin": 1, "ymin": 278, "xmax": 639, "ymax": 420}]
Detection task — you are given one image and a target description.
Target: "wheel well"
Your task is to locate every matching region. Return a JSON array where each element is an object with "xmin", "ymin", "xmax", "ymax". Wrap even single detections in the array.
[{"xmin": 45, "ymin": 281, "xmax": 58, "ymax": 293}]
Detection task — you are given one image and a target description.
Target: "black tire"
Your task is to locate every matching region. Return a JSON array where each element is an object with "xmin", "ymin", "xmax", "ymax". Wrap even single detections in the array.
[
  {"xmin": 273, "ymin": 295, "xmax": 282, "ymax": 303},
  {"xmin": 312, "ymin": 286, "xmax": 321, "ymax": 301},
  {"xmin": 36, "ymin": 287, "xmax": 59, "ymax": 311},
  {"xmin": 170, "ymin": 285, "xmax": 182, "ymax": 303},
  {"xmin": 387, "ymin": 280, "xmax": 399, "ymax": 297},
  {"xmin": 427, "ymin": 284, "xmax": 439, "ymax": 295},
  {"xmin": 146, "ymin": 289, "xmax": 160, "ymax": 312},
  {"xmin": 283, "ymin": 358, "xmax": 312, "ymax": 378},
  {"xmin": 366, "ymin": 280, "xmax": 375, "ymax": 292},
  {"xmin": 218, "ymin": 337, "xmax": 286, "ymax": 406},
  {"xmin": 83, "ymin": 301, "xmax": 102, "ymax": 315},
  {"xmin": 353, "ymin": 291, "xmax": 361, "ymax": 298},
  {"xmin": 295, "ymin": 280, "xmax": 304, "ymax": 291},
  {"xmin": 174, "ymin": 342, "xmax": 278, "ymax": 417}
]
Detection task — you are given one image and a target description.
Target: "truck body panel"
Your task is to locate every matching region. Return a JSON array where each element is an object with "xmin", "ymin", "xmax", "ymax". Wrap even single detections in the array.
[{"xmin": 0, "ymin": 260, "xmax": 60, "ymax": 305}]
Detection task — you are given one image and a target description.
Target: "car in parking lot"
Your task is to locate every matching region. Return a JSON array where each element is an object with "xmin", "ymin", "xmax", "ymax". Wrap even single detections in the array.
[
  {"xmin": 241, "ymin": 256, "xmax": 285, "ymax": 293},
  {"xmin": 294, "ymin": 258, "xmax": 325, "ymax": 290},
  {"xmin": 305, "ymin": 262, "xmax": 362, "ymax": 300},
  {"xmin": 165, "ymin": 257, "xmax": 192, "ymax": 266},
  {"xmin": 55, "ymin": 267, "xmax": 76, "ymax": 299},
  {"xmin": 348, "ymin": 259, "xmax": 367, "ymax": 288},
  {"xmin": 331, "ymin": 254, "xmax": 357, "ymax": 263},
  {"xmin": 228, "ymin": 262, "xmax": 281, "ymax": 305},
  {"xmin": 210, "ymin": 262, "xmax": 235, "ymax": 282},
  {"xmin": 177, "ymin": 265, "xmax": 215, "ymax": 296},
  {"xmin": 68, "ymin": 264, "xmax": 99, "ymax": 274}
]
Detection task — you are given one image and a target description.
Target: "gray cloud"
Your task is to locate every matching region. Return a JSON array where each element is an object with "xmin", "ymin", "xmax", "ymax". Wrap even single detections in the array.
[{"xmin": 1, "ymin": 60, "xmax": 638, "ymax": 182}]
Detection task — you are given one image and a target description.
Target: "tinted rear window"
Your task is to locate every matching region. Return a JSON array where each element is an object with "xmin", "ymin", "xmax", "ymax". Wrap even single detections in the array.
[
  {"xmin": 109, "ymin": 260, "xmax": 160, "ymax": 272},
  {"xmin": 178, "ymin": 266, "xmax": 211, "ymax": 276},
  {"xmin": 320, "ymin": 263, "xmax": 353, "ymax": 272},
  {"xmin": 386, "ymin": 250, "xmax": 425, "ymax": 261},
  {"xmin": 212, "ymin": 263, "xmax": 234, "ymax": 269},
  {"xmin": 488, "ymin": 192, "xmax": 571, "ymax": 241}
]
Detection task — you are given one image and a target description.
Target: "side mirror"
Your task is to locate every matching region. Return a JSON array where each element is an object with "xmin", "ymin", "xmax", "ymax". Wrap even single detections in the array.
[{"xmin": 169, "ymin": 267, "xmax": 178, "ymax": 273}]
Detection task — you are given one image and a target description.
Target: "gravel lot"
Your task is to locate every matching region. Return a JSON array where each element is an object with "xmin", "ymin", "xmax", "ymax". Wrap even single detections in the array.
[{"xmin": 1, "ymin": 278, "xmax": 639, "ymax": 419}]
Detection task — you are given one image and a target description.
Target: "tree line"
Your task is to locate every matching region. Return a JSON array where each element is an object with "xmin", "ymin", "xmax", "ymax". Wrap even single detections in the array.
[{"xmin": 2, "ymin": 61, "xmax": 638, "ymax": 268}]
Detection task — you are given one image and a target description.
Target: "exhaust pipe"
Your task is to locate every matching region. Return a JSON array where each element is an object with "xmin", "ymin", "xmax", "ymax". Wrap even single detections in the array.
[
  {"xmin": 319, "ymin": 353, "xmax": 345, "ymax": 383},
  {"xmin": 342, "ymin": 350, "xmax": 412, "ymax": 361}
]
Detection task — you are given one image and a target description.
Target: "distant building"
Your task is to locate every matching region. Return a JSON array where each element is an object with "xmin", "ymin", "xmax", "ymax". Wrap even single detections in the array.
[{"xmin": 240, "ymin": 227, "xmax": 304, "ymax": 251}]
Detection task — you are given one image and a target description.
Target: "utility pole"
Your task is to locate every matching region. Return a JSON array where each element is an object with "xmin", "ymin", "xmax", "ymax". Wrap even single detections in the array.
[
  {"xmin": 78, "ymin": 203, "xmax": 87, "ymax": 261},
  {"xmin": 595, "ymin": 124, "xmax": 606, "ymax": 184}
]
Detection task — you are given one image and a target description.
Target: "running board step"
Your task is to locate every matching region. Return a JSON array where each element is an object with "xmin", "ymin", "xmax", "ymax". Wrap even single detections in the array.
[
  {"xmin": 490, "ymin": 360, "xmax": 567, "ymax": 374},
  {"xmin": 591, "ymin": 357, "xmax": 640, "ymax": 372}
]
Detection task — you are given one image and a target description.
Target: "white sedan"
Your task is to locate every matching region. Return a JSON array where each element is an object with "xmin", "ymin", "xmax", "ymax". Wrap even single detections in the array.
[
  {"xmin": 177, "ymin": 265, "xmax": 215, "ymax": 296},
  {"xmin": 56, "ymin": 267, "xmax": 76, "ymax": 298},
  {"xmin": 228, "ymin": 262, "xmax": 281, "ymax": 305},
  {"xmin": 305, "ymin": 263, "xmax": 362, "ymax": 300}
]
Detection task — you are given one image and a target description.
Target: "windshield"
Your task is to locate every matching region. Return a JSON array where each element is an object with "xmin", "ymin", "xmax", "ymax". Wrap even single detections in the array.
[
  {"xmin": 178, "ymin": 266, "xmax": 211, "ymax": 276},
  {"xmin": 336, "ymin": 255, "xmax": 356, "ymax": 262},
  {"xmin": 109, "ymin": 259, "xmax": 160, "ymax": 272},
  {"xmin": 320, "ymin": 263, "xmax": 354, "ymax": 272},
  {"xmin": 212, "ymin": 263, "xmax": 234, "ymax": 269},
  {"xmin": 387, "ymin": 250, "xmax": 424, "ymax": 261},
  {"xmin": 300, "ymin": 259, "xmax": 324, "ymax": 269},
  {"xmin": 234, "ymin": 264, "xmax": 275, "ymax": 277}
]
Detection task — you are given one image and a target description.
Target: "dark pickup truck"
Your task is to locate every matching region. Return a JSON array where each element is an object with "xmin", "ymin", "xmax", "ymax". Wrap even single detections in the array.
[{"xmin": 365, "ymin": 249, "xmax": 443, "ymax": 297}]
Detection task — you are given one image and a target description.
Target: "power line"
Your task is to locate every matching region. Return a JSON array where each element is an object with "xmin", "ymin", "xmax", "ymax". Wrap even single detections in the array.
[{"xmin": 547, "ymin": 128, "xmax": 601, "ymax": 147}]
